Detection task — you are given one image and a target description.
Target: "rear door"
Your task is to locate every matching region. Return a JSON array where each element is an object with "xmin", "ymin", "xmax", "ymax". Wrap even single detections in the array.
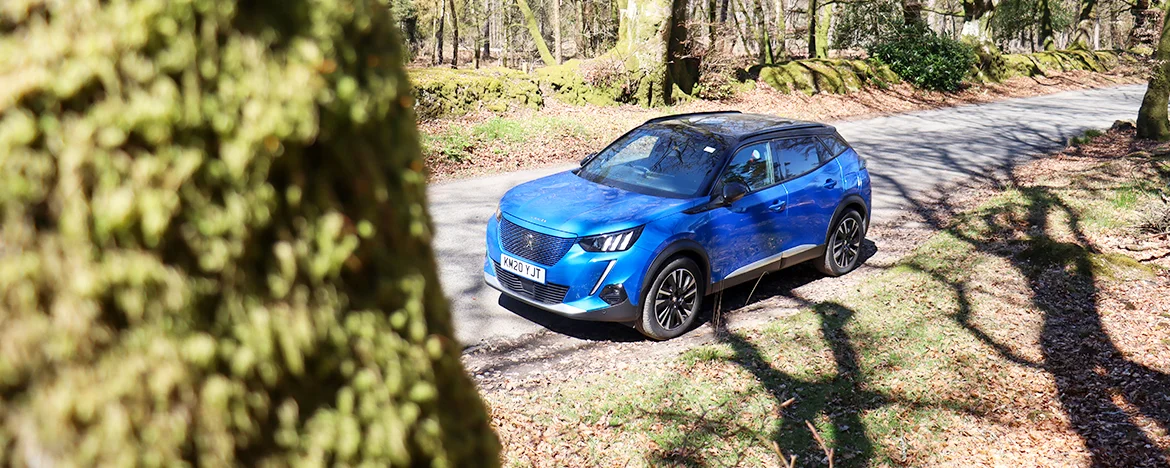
[
  {"xmin": 772, "ymin": 136, "xmax": 845, "ymax": 251},
  {"xmin": 702, "ymin": 141, "xmax": 789, "ymax": 281}
]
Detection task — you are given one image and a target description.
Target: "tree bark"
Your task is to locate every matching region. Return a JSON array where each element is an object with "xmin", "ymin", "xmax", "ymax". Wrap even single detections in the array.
[
  {"xmin": 808, "ymin": 0, "xmax": 830, "ymax": 58},
  {"xmin": 773, "ymin": 0, "xmax": 786, "ymax": 60},
  {"xmin": 1039, "ymin": 0, "xmax": 1056, "ymax": 50},
  {"xmin": 482, "ymin": 0, "xmax": 493, "ymax": 60},
  {"xmin": 1070, "ymin": 0, "xmax": 1099, "ymax": 49},
  {"xmin": 554, "ymin": 0, "xmax": 563, "ymax": 63},
  {"xmin": 516, "ymin": 0, "xmax": 557, "ymax": 64},
  {"xmin": 901, "ymin": 0, "xmax": 924, "ymax": 26},
  {"xmin": 577, "ymin": 0, "xmax": 586, "ymax": 57},
  {"xmin": 960, "ymin": 0, "xmax": 996, "ymax": 43},
  {"xmin": 1138, "ymin": 0, "xmax": 1170, "ymax": 139},
  {"xmin": 708, "ymin": 0, "xmax": 718, "ymax": 46},
  {"xmin": 435, "ymin": 0, "xmax": 447, "ymax": 64},
  {"xmin": 449, "ymin": 0, "xmax": 461, "ymax": 66},
  {"xmin": 612, "ymin": 0, "xmax": 691, "ymax": 104},
  {"xmin": 751, "ymin": 0, "xmax": 772, "ymax": 64},
  {"xmin": 0, "ymin": 1, "xmax": 501, "ymax": 465}
]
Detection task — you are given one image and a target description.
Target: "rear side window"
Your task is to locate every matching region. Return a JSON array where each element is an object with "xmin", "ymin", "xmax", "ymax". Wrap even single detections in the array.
[
  {"xmin": 720, "ymin": 142, "xmax": 774, "ymax": 191},
  {"xmin": 771, "ymin": 137, "xmax": 822, "ymax": 180},
  {"xmin": 819, "ymin": 135, "xmax": 850, "ymax": 160}
]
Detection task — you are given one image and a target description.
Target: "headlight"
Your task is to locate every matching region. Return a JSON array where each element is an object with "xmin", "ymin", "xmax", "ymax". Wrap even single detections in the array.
[
  {"xmin": 494, "ymin": 205, "xmax": 503, "ymax": 222},
  {"xmin": 579, "ymin": 227, "xmax": 643, "ymax": 252}
]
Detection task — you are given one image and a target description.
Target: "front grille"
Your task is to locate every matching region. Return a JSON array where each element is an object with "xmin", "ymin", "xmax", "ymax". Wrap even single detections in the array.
[
  {"xmin": 493, "ymin": 262, "xmax": 570, "ymax": 304},
  {"xmin": 499, "ymin": 218, "xmax": 576, "ymax": 266}
]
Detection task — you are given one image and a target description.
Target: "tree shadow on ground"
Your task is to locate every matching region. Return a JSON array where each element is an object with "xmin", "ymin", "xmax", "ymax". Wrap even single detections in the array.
[
  {"xmin": 911, "ymin": 165, "xmax": 1170, "ymax": 466},
  {"xmin": 647, "ymin": 297, "xmax": 992, "ymax": 467}
]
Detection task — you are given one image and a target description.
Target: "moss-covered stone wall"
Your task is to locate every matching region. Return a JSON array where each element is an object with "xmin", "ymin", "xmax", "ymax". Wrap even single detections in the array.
[
  {"xmin": 411, "ymin": 50, "xmax": 1129, "ymax": 119},
  {"xmin": 750, "ymin": 59, "xmax": 902, "ymax": 95},
  {"xmin": 412, "ymin": 67, "xmax": 543, "ymax": 119},
  {"xmin": 977, "ymin": 50, "xmax": 1125, "ymax": 82}
]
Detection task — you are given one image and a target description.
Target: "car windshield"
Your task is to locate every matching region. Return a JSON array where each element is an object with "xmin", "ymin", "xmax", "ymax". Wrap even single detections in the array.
[{"xmin": 577, "ymin": 125, "xmax": 728, "ymax": 198}]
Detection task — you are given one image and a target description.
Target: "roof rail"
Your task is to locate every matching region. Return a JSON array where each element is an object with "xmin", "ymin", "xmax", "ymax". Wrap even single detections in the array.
[{"xmin": 643, "ymin": 110, "xmax": 742, "ymax": 125}]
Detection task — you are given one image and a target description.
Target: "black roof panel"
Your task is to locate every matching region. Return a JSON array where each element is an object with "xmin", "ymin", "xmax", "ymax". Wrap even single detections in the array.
[{"xmin": 647, "ymin": 112, "xmax": 828, "ymax": 139}]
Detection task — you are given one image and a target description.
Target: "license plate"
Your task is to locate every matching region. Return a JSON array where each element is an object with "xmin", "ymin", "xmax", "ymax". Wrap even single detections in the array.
[{"xmin": 500, "ymin": 254, "xmax": 545, "ymax": 284}]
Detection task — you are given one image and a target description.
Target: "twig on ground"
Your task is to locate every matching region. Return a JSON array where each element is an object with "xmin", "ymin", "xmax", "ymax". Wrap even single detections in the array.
[
  {"xmin": 806, "ymin": 420, "xmax": 835, "ymax": 468},
  {"xmin": 745, "ymin": 272, "xmax": 767, "ymax": 306}
]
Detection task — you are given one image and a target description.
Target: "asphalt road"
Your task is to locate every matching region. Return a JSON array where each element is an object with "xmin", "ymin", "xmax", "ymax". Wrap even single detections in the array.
[{"xmin": 429, "ymin": 84, "xmax": 1147, "ymax": 346}]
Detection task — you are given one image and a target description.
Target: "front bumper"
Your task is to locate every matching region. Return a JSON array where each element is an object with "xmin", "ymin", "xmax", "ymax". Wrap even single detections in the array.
[
  {"xmin": 484, "ymin": 268, "xmax": 640, "ymax": 322},
  {"xmin": 482, "ymin": 214, "xmax": 649, "ymax": 323}
]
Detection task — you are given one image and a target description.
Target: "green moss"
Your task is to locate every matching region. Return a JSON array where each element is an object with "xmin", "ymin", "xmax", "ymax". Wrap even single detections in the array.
[
  {"xmin": 0, "ymin": 1, "xmax": 498, "ymax": 466},
  {"xmin": 977, "ymin": 50, "xmax": 1122, "ymax": 83},
  {"xmin": 412, "ymin": 67, "xmax": 543, "ymax": 119},
  {"xmin": 752, "ymin": 59, "xmax": 899, "ymax": 95}
]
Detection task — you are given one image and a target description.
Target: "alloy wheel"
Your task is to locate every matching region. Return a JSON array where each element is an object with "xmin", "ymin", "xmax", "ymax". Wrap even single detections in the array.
[
  {"xmin": 832, "ymin": 216, "xmax": 862, "ymax": 270},
  {"xmin": 653, "ymin": 268, "xmax": 698, "ymax": 330}
]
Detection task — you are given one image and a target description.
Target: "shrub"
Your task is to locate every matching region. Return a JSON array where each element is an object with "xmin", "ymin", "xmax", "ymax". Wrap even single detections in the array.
[
  {"xmin": 0, "ymin": 0, "xmax": 498, "ymax": 466},
  {"xmin": 869, "ymin": 27, "xmax": 976, "ymax": 92}
]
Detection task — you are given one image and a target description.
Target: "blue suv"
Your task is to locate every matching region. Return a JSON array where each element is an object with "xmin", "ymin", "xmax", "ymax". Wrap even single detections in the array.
[{"xmin": 484, "ymin": 111, "xmax": 871, "ymax": 339}]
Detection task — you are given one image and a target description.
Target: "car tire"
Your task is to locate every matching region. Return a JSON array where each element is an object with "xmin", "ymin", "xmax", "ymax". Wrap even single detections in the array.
[
  {"xmin": 816, "ymin": 209, "xmax": 866, "ymax": 277},
  {"xmin": 636, "ymin": 257, "xmax": 704, "ymax": 341}
]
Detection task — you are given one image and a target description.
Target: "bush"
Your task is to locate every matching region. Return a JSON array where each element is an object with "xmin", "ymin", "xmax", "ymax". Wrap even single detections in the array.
[
  {"xmin": 0, "ymin": 0, "xmax": 498, "ymax": 466},
  {"xmin": 869, "ymin": 27, "xmax": 976, "ymax": 92}
]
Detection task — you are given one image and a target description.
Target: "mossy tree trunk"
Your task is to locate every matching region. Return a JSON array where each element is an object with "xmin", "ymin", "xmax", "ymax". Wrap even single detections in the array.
[
  {"xmin": 960, "ymin": 0, "xmax": 996, "ymax": 43},
  {"xmin": 611, "ymin": 0, "xmax": 690, "ymax": 104},
  {"xmin": 808, "ymin": 0, "xmax": 831, "ymax": 58},
  {"xmin": 1040, "ymin": 0, "xmax": 1057, "ymax": 50},
  {"xmin": 449, "ymin": 0, "xmax": 462, "ymax": 66},
  {"xmin": 752, "ymin": 0, "xmax": 773, "ymax": 64},
  {"xmin": 517, "ymin": 0, "xmax": 558, "ymax": 65},
  {"xmin": 435, "ymin": 0, "xmax": 448, "ymax": 64},
  {"xmin": 1070, "ymin": 0, "xmax": 1099, "ymax": 49},
  {"xmin": 1138, "ymin": 0, "xmax": 1170, "ymax": 139},
  {"xmin": 774, "ymin": 0, "xmax": 787, "ymax": 60},
  {"xmin": 901, "ymin": 0, "xmax": 924, "ymax": 26},
  {"xmin": 0, "ymin": 0, "xmax": 499, "ymax": 466}
]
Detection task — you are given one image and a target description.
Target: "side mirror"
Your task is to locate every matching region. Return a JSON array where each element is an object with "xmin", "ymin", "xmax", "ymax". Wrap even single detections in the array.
[
  {"xmin": 720, "ymin": 182, "xmax": 749, "ymax": 205},
  {"xmin": 580, "ymin": 152, "xmax": 597, "ymax": 166}
]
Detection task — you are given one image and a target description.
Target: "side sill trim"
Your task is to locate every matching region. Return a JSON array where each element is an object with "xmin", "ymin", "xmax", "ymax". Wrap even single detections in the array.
[{"xmin": 724, "ymin": 244, "xmax": 818, "ymax": 280}]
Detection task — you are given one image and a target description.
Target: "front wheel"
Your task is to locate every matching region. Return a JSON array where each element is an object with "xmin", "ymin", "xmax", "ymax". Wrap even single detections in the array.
[
  {"xmin": 816, "ymin": 210, "xmax": 866, "ymax": 276},
  {"xmin": 635, "ymin": 257, "xmax": 703, "ymax": 340}
]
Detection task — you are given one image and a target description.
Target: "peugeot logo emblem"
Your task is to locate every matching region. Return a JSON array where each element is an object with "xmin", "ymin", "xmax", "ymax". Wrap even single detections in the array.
[{"xmin": 524, "ymin": 233, "xmax": 536, "ymax": 249}]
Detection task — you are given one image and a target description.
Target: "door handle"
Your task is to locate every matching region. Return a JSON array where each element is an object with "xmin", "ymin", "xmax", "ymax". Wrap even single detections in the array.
[
  {"xmin": 768, "ymin": 200, "xmax": 786, "ymax": 212},
  {"xmin": 823, "ymin": 179, "xmax": 837, "ymax": 189}
]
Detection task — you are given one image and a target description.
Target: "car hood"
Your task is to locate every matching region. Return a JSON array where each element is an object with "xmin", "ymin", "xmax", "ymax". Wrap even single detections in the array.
[{"xmin": 500, "ymin": 171, "xmax": 697, "ymax": 236}]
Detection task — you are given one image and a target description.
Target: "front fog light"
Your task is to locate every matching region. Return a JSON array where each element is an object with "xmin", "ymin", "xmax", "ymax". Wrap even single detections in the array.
[
  {"xmin": 600, "ymin": 284, "xmax": 627, "ymax": 305},
  {"xmin": 579, "ymin": 227, "xmax": 643, "ymax": 252}
]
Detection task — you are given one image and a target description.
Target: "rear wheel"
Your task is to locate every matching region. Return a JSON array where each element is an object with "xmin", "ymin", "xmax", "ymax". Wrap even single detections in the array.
[
  {"xmin": 816, "ymin": 210, "xmax": 866, "ymax": 276},
  {"xmin": 636, "ymin": 257, "xmax": 703, "ymax": 340}
]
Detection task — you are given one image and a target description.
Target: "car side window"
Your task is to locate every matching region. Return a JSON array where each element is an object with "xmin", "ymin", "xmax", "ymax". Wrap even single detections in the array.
[
  {"xmin": 819, "ymin": 135, "xmax": 850, "ymax": 160},
  {"xmin": 771, "ymin": 137, "xmax": 822, "ymax": 180},
  {"xmin": 719, "ymin": 142, "xmax": 774, "ymax": 191}
]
